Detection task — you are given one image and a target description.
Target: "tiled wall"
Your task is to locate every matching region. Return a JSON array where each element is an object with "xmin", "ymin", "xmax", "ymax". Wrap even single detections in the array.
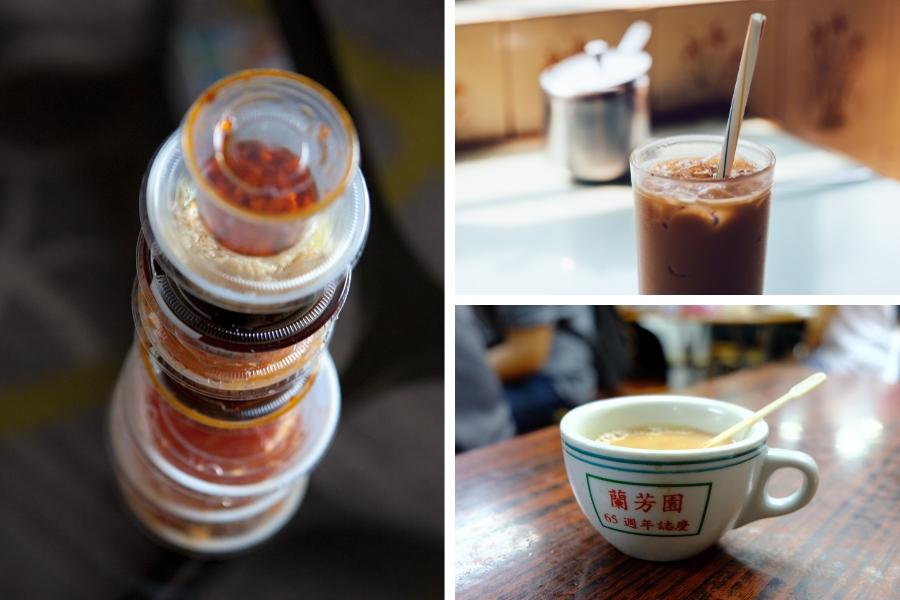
[{"xmin": 456, "ymin": 0, "xmax": 900, "ymax": 177}]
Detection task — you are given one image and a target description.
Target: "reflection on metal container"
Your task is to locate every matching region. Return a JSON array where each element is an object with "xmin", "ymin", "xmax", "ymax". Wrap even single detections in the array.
[
  {"xmin": 544, "ymin": 75, "xmax": 650, "ymax": 182},
  {"xmin": 541, "ymin": 22, "xmax": 653, "ymax": 182}
]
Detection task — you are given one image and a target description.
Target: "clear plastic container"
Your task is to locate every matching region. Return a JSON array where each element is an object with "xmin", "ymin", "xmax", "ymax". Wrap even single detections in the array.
[
  {"xmin": 108, "ymin": 349, "xmax": 315, "ymax": 555},
  {"xmin": 110, "ymin": 381, "xmax": 294, "ymax": 514},
  {"xmin": 133, "ymin": 236, "xmax": 349, "ymax": 398},
  {"xmin": 116, "ymin": 470, "xmax": 307, "ymax": 555},
  {"xmin": 118, "ymin": 343, "xmax": 341, "ymax": 495},
  {"xmin": 140, "ymin": 70, "xmax": 370, "ymax": 313},
  {"xmin": 183, "ymin": 69, "xmax": 358, "ymax": 256},
  {"xmin": 109, "ymin": 69, "xmax": 356, "ymax": 556}
]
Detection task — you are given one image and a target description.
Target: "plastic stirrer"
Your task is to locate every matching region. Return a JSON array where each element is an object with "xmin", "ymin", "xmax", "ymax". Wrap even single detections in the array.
[
  {"xmin": 716, "ymin": 13, "xmax": 766, "ymax": 179},
  {"xmin": 699, "ymin": 372, "xmax": 826, "ymax": 449}
]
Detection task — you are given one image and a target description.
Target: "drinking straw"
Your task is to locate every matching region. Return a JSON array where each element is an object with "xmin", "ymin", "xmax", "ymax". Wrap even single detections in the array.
[{"xmin": 716, "ymin": 13, "xmax": 766, "ymax": 179}]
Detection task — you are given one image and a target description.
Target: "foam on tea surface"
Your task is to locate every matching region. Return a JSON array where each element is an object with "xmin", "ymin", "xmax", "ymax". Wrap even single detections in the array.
[
  {"xmin": 595, "ymin": 425, "xmax": 729, "ymax": 450},
  {"xmin": 649, "ymin": 157, "xmax": 760, "ymax": 180},
  {"xmin": 638, "ymin": 156, "xmax": 765, "ymax": 203}
]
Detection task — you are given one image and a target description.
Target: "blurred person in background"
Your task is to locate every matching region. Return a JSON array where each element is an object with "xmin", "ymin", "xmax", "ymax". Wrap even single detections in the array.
[
  {"xmin": 455, "ymin": 306, "xmax": 515, "ymax": 452},
  {"xmin": 806, "ymin": 306, "xmax": 900, "ymax": 383},
  {"xmin": 473, "ymin": 306, "xmax": 626, "ymax": 435}
]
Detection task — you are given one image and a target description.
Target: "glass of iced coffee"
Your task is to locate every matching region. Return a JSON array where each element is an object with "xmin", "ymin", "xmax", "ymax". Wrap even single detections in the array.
[{"xmin": 630, "ymin": 135, "xmax": 775, "ymax": 294}]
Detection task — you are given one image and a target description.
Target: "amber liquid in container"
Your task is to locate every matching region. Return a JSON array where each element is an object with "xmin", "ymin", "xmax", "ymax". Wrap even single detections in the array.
[
  {"xmin": 140, "ymin": 346, "xmax": 318, "ymax": 485},
  {"xmin": 109, "ymin": 344, "xmax": 332, "ymax": 555},
  {"xmin": 140, "ymin": 71, "xmax": 368, "ymax": 314},
  {"xmin": 198, "ymin": 140, "xmax": 319, "ymax": 256},
  {"xmin": 133, "ymin": 236, "xmax": 348, "ymax": 398},
  {"xmin": 109, "ymin": 69, "xmax": 365, "ymax": 555},
  {"xmin": 183, "ymin": 70, "xmax": 358, "ymax": 257},
  {"xmin": 131, "ymin": 237, "xmax": 348, "ymax": 485},
  {"xmin": 116, "ymin": 303, "xmax": 337, "ymax": 551}
]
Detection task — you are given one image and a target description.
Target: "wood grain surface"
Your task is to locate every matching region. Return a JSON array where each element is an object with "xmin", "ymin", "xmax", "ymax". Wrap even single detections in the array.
[{"xmin": 455, "ymin": 362, "xmax": 900, "ymax": 599}]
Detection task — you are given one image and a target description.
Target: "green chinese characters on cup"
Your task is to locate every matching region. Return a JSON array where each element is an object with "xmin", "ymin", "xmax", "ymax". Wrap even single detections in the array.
[{"xmin": 560, "ymin": 396, "xmax": 819, "ymax": 561}]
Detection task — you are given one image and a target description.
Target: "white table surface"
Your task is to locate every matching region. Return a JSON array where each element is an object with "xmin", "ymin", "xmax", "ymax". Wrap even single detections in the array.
[{"xmin": 455, "ymin": 119, "xmax": 898, "ymax": 295}]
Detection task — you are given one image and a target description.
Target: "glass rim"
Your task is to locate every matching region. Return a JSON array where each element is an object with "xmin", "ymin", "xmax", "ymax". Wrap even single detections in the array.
[{"xmin": 630, "ymin": 134, "xmax": 776, "ymax": 183}]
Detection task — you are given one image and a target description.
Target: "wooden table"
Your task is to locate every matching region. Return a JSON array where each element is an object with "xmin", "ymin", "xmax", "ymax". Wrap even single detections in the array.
[{"xmin": 456, "ymin": 362, "xmax": 900, "ymax": 599}]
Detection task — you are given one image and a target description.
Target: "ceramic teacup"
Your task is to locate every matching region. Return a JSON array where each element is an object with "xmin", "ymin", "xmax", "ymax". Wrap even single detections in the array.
[{"xmin": 560, "ymin": 395, "xmax": 818, "ymax": 561}]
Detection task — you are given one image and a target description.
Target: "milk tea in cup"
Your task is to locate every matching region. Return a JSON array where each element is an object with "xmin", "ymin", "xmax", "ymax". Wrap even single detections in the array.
[
  {"xmin": 595, "ymin": 425, "xmax": 732, "ymax": 450},
  {"xmin": 560, "ymin": 396, "xmax": 818, "ymax": 561}
]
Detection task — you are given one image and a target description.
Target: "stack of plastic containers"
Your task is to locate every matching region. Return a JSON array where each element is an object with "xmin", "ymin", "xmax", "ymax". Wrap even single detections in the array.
[{"xmin": 108, "ymin": 70, "xmax": 369, "ymax": 554}]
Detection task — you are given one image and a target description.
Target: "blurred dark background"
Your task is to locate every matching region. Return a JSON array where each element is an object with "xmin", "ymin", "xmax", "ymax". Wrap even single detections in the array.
[
  {"xmin": 0, "ymin": 0, "xmax": 443, "ymax": 598},
  {"xmin": 456, "ymin": 305, "xmax": 900, "ymax": 453}
]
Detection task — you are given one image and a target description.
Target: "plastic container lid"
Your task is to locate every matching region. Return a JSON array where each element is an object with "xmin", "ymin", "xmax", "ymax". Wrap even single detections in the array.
[
  {"xmin": 122, "ymin": 346, "xmax": 342, "ymax": 497},
  {"xmin": 137, "ymin": 235, "xmax": 350, "ymax": 352},
  {"xmin": 184, "ymin": 70, "xmax": 358, "ymax": 223},
  {"xmin": 171, "ymin": 70, "xmax": 361, "ymax": 257},
  {"xmin": 110, "ymin": 391, "xmax": 296, "ymax": 521},
  {"xmin": 141, "ymin": 130, "xmax": 369, "ymax": 312},
  {"xmin": 140, "ymin": 479, "xmax": 306, "ymax": 555},
  {"xmin": 141, "ymin": 344, "xmax": 321, "ymax": 422}
]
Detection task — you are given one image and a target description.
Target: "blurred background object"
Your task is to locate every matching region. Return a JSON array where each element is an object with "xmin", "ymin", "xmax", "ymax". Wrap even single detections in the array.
[
  {"xmin": 455, "ymin": 305, "xmax": 627, "ymax": 449},
  {"xmin": 806, "ymin": 305, "xmax": 900, "ymax": 381},
  {"xmin": 476, "ymin": 305, "xmax": 612, "ymax": 434},
  {"xmin": 165, "ymin": 0, "xmax": 296, "ymax": 114},
  {"xmin": 0, "ymin": 0, "xmax": 443, "ymax": 597},
  {"xmin": 455, "ymin": 306, "xmax": 515, "ymax": 452},
  {"xmin": 455, "ymin": 0, "xmax": 900, "ymax": 179},
  {"xmin": 456, "ymin": 305, "xmax": 900, "ymax": 452}
]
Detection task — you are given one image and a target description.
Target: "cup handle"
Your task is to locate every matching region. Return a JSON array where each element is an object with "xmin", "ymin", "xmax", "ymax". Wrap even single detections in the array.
[{"xmin": 733, "ymin": 447, "xmax": 819, "ymax": 529}]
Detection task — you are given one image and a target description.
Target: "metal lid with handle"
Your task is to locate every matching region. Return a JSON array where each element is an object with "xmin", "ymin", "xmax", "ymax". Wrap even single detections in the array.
[{"xmin": 540, "ymin": 21, "xmax": 652, "ymax": 98}]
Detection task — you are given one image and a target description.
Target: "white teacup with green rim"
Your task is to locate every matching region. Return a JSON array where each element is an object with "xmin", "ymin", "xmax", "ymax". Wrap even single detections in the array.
[{"xmin": 560, "ymin": 395, "xmax": 819, "ymax": 561}]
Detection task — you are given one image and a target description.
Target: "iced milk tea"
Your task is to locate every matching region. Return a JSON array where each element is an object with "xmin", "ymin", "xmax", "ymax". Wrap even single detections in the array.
[{"xmin": 630, "ymin": 135, "xmax": 775, "ymax": 294}]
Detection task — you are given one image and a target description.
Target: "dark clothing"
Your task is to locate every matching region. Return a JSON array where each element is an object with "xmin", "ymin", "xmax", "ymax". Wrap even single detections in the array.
[
  {"xmin": 455, "ymin": 307, "xmax": 515, "ymax": 451},
  {"xmin": 476, "ymin": 305, "xmax": 597, "ymax": 406},
  {"xmin": 503, "ymin": 374, "xmax": 568, "ymax": 435}
]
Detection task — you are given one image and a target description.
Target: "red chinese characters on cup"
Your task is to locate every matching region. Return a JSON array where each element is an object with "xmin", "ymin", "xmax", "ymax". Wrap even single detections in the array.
[
  {"xmin": 603, "ymin": 513, "xmax": 690, "ymax": 532},
  {"xmin": 608, "ymin": 489, "xmax": 683, "ymax": 513},
  {"xmin": 602, "ymin": 514, "xmax": 691, "ymax": 532},
  {"xmin": 603, "ymin": 489, "xmax": 691, "ymax": 532},
  {"xmin": 588, "ymin": 477, "xmax": 712, "ymax": 536}
]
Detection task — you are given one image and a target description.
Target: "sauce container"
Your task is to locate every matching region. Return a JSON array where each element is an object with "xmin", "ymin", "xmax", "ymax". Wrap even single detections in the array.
[
  {"xmin": 140, "ymin": 70, "xmax": 369, "ymax": 314},
  {"xmin": 108, "ymin": 69, "xmax": 357, "ymax": 556},
  {"xmin": 133, "ymin": 235, "xmax": 348, "ymax": 398},
  {"xmin": 183, "ymin": 69, "xmax": 358, "ymax": 256},
  {"xmin": 115, "ymin": 344, "xmax": 341, "ymax": 489}
]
